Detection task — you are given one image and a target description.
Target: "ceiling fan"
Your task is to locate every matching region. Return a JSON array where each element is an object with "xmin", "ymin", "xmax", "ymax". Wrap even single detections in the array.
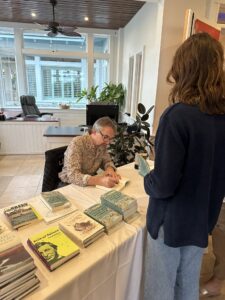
[{"xmin": 41, "ymin": 0, "xmax": 81, "ymax": 37}]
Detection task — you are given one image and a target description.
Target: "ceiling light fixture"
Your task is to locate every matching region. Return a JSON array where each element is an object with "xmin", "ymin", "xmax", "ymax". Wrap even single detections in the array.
[
  {"xmin": 31, "ymin": 12, "xmax": 36, "ymax": 17},
  {"xmin": 84, "ymin": 17, "xmax": 89, "ymax": 21}
]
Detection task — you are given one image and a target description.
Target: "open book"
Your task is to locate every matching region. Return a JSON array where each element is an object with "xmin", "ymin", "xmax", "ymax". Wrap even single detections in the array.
[{"xmin": 96, "ymin": 176, "xmax": 129, "ymax": 192}]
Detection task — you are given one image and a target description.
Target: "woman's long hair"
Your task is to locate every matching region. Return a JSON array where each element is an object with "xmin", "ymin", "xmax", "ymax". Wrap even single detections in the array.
[{"xmin": 167, "ymin": 32, "xmax": 225, "ymax": 114}]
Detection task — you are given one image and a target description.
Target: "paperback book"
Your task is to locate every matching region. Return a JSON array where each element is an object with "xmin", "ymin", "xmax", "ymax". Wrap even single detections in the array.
[
  {"xmin": 41, "ymin": 191, "xmax": 71, "ymax": 212},
  {"xmin": 84, "ymin": 204, "xmax": 122, "ymax": 233},
  {"xmin": 59, "ymin": 211, "xmax": 105, "ymax": 248},
  {"xmin": 96, "ymin": 176, "xmax": 129, "ymax": 192},
  {"xmin": 0, "ymin": 243, "xmax": 35, "ymax": 284},
  {"xmin": 0, "ymin": 220, "xmax": 21, "ymax": 253},
  {"xmin": 27, "ymin": 226, "xmax": 80, "ymax": 271},
  {"xmin": 32, "ymin": 198, "xmax": 77, "ymax": 224},
  {"xmin": 3, "ymin": 203, "xmax": 42, "ymax": 230}
]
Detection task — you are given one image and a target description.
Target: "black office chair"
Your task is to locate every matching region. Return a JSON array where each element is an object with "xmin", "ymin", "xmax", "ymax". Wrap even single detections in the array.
[
  {"xmin": 42, "ymin": 146, "xmax": 67, "ymax": 192},
  {"xmin": 20, "ymin": 95, "xmax": 53, "ymax": 118}
]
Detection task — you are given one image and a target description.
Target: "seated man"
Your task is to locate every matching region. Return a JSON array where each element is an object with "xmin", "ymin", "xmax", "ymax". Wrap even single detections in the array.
[{"xmin": 59, "ymin": 117, "xmax": 120, "ymax": 188}]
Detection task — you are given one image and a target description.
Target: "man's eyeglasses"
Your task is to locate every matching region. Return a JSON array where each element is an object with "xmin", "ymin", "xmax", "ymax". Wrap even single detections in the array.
[{"xmin": 99, "ymin": 130, "xmax": 114, "ymax": 142}]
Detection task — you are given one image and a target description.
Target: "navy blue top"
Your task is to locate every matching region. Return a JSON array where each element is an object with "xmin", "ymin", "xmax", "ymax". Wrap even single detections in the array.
[{"xmin": 144, "ymin": 103, "xmax": 225, "ymax": 248}]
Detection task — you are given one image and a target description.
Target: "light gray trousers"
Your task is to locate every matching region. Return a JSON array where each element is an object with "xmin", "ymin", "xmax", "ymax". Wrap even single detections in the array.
[{"xmin": 143, "ymin": 228, "xmax": 204, "ymax": 300}]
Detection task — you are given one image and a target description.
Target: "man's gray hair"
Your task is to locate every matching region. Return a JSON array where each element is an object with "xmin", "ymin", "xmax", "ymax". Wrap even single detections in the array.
[{"xmin": 92, "ymin": 116, "xmax": 117, "ymax": 133}]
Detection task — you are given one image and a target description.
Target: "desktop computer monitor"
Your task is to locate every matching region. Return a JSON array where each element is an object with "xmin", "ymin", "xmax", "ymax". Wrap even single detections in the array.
[{"xmin": 86, "ymin": 104, "xmax": 119, "ymax": 126}]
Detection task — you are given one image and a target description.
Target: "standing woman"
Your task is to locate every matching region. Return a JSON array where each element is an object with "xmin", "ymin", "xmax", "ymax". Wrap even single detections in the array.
[{"xmin": 144, "ymin": 33, "xmax": 225, "ymax": 300}]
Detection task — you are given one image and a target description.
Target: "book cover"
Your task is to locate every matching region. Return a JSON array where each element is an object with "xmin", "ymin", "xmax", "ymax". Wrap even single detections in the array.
[
  {"xmin": 41, "ymin": 191, "xmax": 71, "ymax": 212},
  {"xmin": 96, "ymin": 176, "xmax": 129, "ymax": 192},
  {"xmin": 32, "ymin": 198, "xmax": 77, "ymax": 224},
  {"xmin": 27, "ymin": 226, "xmax": 80, "ymax": 271},
  {"xmin": 0, "ymin": 231, "xmax": 21, "ymax": 254},
  {"xmin": 59, "ymin": 211, "xmax": 104, "ymax": 247},
  {"xmin": 101, "ymin": 190, "xmax": 137, "ymax": 213},
  {"xmin": 4, "ymin": 202, "xmax": 42, "ymax": 230},
  {"xmin": 84, "ymin": 204, "xmax": 122, "ymax": 232},
  {"xmin": 0, "ymin": 244, "xmax": 35, "ymax": 284}
]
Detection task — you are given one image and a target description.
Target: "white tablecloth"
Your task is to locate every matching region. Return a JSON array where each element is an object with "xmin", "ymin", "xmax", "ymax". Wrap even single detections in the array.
[{"xmin": 1, "ymin": 162, "xmax": 153, "ymax": 300}]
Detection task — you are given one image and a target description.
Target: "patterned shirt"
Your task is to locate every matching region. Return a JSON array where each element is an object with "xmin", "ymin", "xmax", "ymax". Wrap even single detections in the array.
[{"xmin": 59, "ymin": 134, "xmax": 115, "ymax": 186}]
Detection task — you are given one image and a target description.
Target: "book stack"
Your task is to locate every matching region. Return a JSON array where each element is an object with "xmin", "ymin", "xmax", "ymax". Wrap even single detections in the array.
[
  {"xmin": 27, "ymin": 226, "xmax": 80, "ymax": 271},
  {"xmin": 4, "ymin": 202, "xmax": 42, "ymax": 230},
  {"xmin": 100, "ymin": 190, "xmax": 138, "ymax": 221},
  {"xmin": 40, "ymin": 191, "xmax": 71, "ymax": 212},
  {"xmin": 84, "ymin": 204, "xmax": 122, "ymax": 233},
  {"xmin": 32, "ymin": 197, "xmax": 77, "ymax": 224},
  {"xmin": 0, "ymin": 221, "xmax": 39, "ymax": 299},
  {"xmin": 59, "ymin": 211, "xmax": 105, "ymax": 248}
]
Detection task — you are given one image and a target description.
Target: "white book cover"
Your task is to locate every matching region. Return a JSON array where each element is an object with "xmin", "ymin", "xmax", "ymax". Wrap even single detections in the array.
[
  {"xmin": 0, "ymin": 220, "xmax": 21, "ymax": 253},
  {"xmin": 32, "ymin": 198, "xmax": 77, "ymax": 224},
  {"xmin": 59, "ymin": 211, "xmax": 104, "ymax": 247},
  {"xmin": 96, "ymin": 176, "xmax": 129, "ymax": 192}
]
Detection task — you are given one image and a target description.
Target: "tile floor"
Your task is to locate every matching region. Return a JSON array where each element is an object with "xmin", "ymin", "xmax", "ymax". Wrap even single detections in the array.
[{"xmin": 0, "ymin": 154, "xmax": 224, "ymax": 299}]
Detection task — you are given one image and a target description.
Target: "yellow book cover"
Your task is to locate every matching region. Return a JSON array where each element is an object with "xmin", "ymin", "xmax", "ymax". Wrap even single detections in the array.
[{"xmin": 27, "ymin": 226, "xmax": 80, "ymax": 271}]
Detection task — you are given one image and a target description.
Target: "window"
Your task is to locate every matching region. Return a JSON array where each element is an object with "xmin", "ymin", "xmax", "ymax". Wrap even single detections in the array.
[
  {"xmin": 93, "ymin": 35, "xmax": 109, "ymax": 53},
  {"xmin": 23, "ymin": 32, "xmax": 87, "ymax": 52},
  {"xmin": 94, "ymin": 59, "xmax": 109, "ymax": 96},
  {"xmin": 0, "ymin": 56, "xmax": 19, "ymax": 107},
  {"xmin": 0, "ymin": 28, "xmax": 114, "ymax": 109},
  {"xmin": 0, "ymin": 28, "xmax": 19, "ymax": 107},
  {"xmin": 25, "ymin": 56, "xmax": 87, "ymax": 107}
]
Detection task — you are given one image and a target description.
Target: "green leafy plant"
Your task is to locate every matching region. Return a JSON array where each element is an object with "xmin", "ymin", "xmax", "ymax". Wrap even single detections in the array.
[
  {"xmin": 77, "ymin": 85, "xmax": 98, "ymax": 103},
  {"xmin": 77, "ymin": 82, "xmax": 125, "ymax": 106},
  {"xmin": 108, "ymin": 103, "xmax": 155, "ymax": 167}
]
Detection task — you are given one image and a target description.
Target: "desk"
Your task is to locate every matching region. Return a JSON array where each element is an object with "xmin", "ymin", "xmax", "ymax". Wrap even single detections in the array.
[
  {"xmin": 1, "ymin": 162, "xmax": 153, "ymax": 300},
  {"xmin": 44, "ymin": 126, "xmax": 88, "ymax": 150},
  {"xmin": 0, "ymin": 118, "xmax": 60, "ymax": 155}
]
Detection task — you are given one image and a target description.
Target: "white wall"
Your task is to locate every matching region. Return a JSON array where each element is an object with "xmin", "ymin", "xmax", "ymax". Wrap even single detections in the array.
[
  {"xmin": 120, "ymin": 1, "xmax": 164, "ymax": 128},
  {"xmin": 121, "ymin": 0, "xmax": 219, "ymax": 134},
  {"xmin": 153, "ymin": 0, "xmax": 208, "ymax": 133}
]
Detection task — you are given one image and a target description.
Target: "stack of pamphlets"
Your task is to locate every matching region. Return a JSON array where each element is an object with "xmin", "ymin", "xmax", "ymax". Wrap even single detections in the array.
[
  {"xmin": 40, "ymin": 191, "xmax": 71, "ymax": 212},
  {"xmin": 59, "ymin": 211, "xmax": 105, "ymax": 247},
  {"xmin": 4, "ymin": 202, "xmax": 42, "ymax": 230},
  {"xmin": 32, "ymin": 197, "xmax": 77, "ymax": 224},
  {"xmin": 0, "ymin": 220, "xmax": 39, "ymax": 299},
  {"xmin": 27, "ymin": 226, "xmax": 80, "ymax": 271},
  {"xmin": 100, "ymin": 190, "xmax": 138, "ymax": 221},
  {"xmin": 84, "ymin": 204, "xmax": 122, "ymax": 233}
]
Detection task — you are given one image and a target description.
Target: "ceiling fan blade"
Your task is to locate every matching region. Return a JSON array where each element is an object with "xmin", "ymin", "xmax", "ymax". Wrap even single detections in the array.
[
  {"xmin": 57, "ymin": 29, "xmax": 81, "ymax": 37},
  {"xmin": 47, "ymin": 31, "xmax": 57, "ymax": 37}
]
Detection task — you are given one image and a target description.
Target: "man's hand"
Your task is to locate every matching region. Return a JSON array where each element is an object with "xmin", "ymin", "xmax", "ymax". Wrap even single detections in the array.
[{"xmin": 104, "ymin": 167, "xmax": 121, "ymax": 182}]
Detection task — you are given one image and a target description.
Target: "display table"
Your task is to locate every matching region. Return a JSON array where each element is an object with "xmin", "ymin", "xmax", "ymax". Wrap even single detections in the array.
[
  {"xmin": 0, "ymin": 161, "xmax": 154, "ymax": 300},
  {"xmin": 43, "ymin": 126, "xmax": 88, "ymax": 150}
]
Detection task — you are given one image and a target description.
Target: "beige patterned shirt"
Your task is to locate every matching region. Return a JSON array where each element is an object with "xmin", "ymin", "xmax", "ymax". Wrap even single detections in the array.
[{"xmin": 59, "ymin": 134, "xmax": 115, "ymax": 186}]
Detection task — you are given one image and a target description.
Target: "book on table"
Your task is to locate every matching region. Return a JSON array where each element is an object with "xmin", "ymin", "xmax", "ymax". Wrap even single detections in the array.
[
  {"xmin": 0, "ymin": 243, "xmax": 36, "ymax": 285},
  {"xmin": 32, "ymin": 197, "xmax": 78, "ymax": 224},
  {"xmin": 3, "ymin": 202, "xmax": 42, "ymax": 230},
  {"xmin": 59, "ymin": 211, "xmax": 105, "ymax": 248},
  {"xmin": 100, "ymin": 190, "xmax": 138, "ymax": 220},
  {"xmin": 0, "ymin": 220, "xmax": 21, "ymax": 253},
  {"xmin": 84, "ymin": 203, "xmax": 122, "ymax": 233},
  {"xmin": 40, "ymin": 191, "xmax": 71, "ymax": 212},
  {"xmin": 96, "ymin": 176, "xmax": 130, "ymax": 192},
  {"xmin": 27, "ymin": 226, "xmax": 80, "ymax": 271}
]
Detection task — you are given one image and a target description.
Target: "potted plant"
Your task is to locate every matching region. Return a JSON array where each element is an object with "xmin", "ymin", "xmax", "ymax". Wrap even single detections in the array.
[
  {"xmin": 76, "ymin": 82, "xmax": 125, "ymax": 107},
  {"xmin": 108, "ymin": 103, "xmax": 155, "ymax": 167}
]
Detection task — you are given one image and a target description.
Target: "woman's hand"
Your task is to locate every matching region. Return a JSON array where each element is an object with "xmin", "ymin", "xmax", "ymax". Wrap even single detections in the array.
[{"xmin": 104, "ymin": 167, "xmax": 121, "ymax": 182}]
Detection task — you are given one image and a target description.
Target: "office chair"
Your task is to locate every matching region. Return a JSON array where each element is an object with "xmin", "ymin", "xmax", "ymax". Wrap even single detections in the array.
[
  {"xmin": 42, "ymin": 145, "xmax": 67, "ymax": 192},
  {"xmin": 20, "ymin": 95, "xmax": 53, "ymax": 118}
]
